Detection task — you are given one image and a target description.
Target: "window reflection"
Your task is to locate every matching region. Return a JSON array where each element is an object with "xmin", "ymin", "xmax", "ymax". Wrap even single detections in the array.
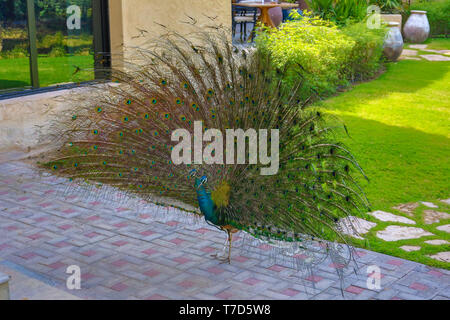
[
  {"xmin": 0, "ymin": 0, "xmax": 32, "ymax": 91},
  {"xmin": 35, "ymin": 0, "xmax": 94, "ymax": 87},
  {"xmin": 0, "ymin": 0, "xmax": 96, "ymax": 93}
]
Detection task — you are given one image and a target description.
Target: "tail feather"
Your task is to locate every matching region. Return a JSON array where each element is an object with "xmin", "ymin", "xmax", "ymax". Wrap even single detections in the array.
[{"xmin": 42, "ymin": 27, "xmax": 369, "ymax": 250}]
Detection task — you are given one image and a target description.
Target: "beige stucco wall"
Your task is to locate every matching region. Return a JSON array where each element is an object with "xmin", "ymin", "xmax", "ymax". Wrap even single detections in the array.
[
  {"xmin": 0, "ymin": 88, "xmax": 90, "ymax": 153},
  {"xmin": 381, "ymin": 14, "xmax": 402, "ymax": 26},
  {"xmin": 109, "ymin": 0, "xmax": 232, "ymax": 67},
  {"xmin": 0, "ymin": 1, "xmax": 231, "ymax": 153}
]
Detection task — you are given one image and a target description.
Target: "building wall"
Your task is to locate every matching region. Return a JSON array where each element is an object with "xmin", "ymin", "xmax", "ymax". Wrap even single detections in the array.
[
  {"xmin": 0, "ymin": 88, "xmax": 85, "ymax": 152},
  {"xmin": 0, "ymin": 1, "xmax": 231, "ymax": 152},
  {"xmin": 109, "ymin": 0, "xmax": 232, "ymax": 67}
]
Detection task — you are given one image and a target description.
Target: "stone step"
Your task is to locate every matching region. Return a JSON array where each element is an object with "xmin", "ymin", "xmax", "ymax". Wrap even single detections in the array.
[{"xmin": 0, "ymin": 271, "xmax": 10, "ymax": 300}]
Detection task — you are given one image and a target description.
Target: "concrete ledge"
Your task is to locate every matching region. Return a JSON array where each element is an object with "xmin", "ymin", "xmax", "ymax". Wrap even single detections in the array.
[
  {"xmin": 0, "ymin": 86, "xmax": 93, "ymax": 153},
  {"xmin": 0, "ymin": 272, "xmax": 11, "ymax": 300},
  {"xmin": 381, "ymin": 14, "xmax": 402, "ymax": 27},
  {"xmin": 0, "ymin": 261, "xmax": 80, "ymax": 300}
]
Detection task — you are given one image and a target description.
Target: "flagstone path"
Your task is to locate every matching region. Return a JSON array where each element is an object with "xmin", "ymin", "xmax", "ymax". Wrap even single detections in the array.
[
  {"xmin": 339, "ymin": 199, "xmax": 450, "ymax": 264},
  {"xmin": 400, "ymin": 44, "xmax": 450, "ymax": 61},
  {"xmin": 0, "ymin": 158, "xmax": 449, "ymax": 300}
]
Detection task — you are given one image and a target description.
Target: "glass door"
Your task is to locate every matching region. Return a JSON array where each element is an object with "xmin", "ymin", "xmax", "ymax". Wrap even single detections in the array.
[
  {"xmin": 0, "ymin": 0, "xmax": 32, "ymax": 92},
  {"xmin": 0, "ymin": 0, "xmax": 109, "ymax": 95},
  {"xmin": 34, "ymin": 0, "xmax": 95, "ymax": 88}
]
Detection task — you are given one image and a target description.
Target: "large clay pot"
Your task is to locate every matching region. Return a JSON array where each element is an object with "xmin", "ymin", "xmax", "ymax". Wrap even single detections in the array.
[
  {"xmin": 403, "ymin": 10, "xmax": 430, "ymax": 43},
  {"xmin": 383, "ymin": 22, "xmax": 403, "ymax": 62},
  {"xmin": 297, "ymin": 0, "xmax": 309, "ymax": 11},
  {"xmin": 267, "ymin": 1, "xmax": 283, "ymax": 27}
]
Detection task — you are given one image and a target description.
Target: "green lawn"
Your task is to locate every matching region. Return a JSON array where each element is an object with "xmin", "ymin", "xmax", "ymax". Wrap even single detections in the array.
[
  {"xmin": 0, "ymin": 54, "xmax": 94, "ymax": 91},
  {"xmin": 317, "ymin": 39, "xmax": 450, "ymax": 269},
  {"xmin": 421, "ymin": 38, "xmax": 450, "ymax": 51}
]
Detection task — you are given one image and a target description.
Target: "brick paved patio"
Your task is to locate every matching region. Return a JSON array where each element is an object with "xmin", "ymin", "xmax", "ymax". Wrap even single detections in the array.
[{"xmin": 0, "ymin": 158, "xmax": 449, "ymax": 300}]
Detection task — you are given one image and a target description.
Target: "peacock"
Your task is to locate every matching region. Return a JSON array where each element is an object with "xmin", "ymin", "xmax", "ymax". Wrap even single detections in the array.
[{"xmin": 41, "ymin": 26, "xmax": 369, "ymax": 269}]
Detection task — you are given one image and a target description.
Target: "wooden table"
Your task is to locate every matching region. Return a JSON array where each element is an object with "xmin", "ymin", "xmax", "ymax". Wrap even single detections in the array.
[{"xmin": 232, "ymin": 2, "xmax": 299, "ymax": 28}]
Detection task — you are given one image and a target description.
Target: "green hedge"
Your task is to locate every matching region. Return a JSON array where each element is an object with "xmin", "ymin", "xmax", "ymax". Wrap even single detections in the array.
[
  {"xmin": 408, "ymin": 0, "xmax": 450, "ymax": 37},
  {"xmin": 306, "ymin": 0, "xmax": 369, "ymax": 26},
  {"xmin": 255, "ymin": 12, "xmax": 386, "ymax": 98},
  {"xmin": 341, "ymin": 22, "xmax": 386, "ymax": 81}
]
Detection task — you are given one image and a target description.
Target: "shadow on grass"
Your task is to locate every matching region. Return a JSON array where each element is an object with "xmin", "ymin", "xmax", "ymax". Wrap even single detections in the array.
[
  {"xmin": 0, "ymin": 79, "xmax": 30, "ymax": 91},
  {"xmin": 329, "ymin": 115, "xmax": 450, "ymax": 211},
  {"xmin": 339, "ymin": 60, "xmax": 450, "ymax": 101}
]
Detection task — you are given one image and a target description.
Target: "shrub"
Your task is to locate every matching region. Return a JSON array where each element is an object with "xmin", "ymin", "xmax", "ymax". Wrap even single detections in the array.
[
  {"xmin": 407, "ymin": 0, "xmax": 450, "ymax": 37},
  {"xmin": 74, "ymin": 47, "xmax": 92, "ymax": 56},
  {"xmin": 48, "ymin": 46, "xmax": 66, "ymax": 57},
  {"xmin": 38, "ymin": 32, "xmax": 64, "ymax": 50},
  {"xmin": 306, "ymin": 0, "xmax": 369, "ymax": 26},
  {"xmin": 341, "ymin": 21, "xmax": 387, "ymax": 81},
  {"xmin": 0, "ymin": 46, "xmax": 29, "ymax": 59},
  {"xmin": 256, "ymin": 12, "xmax": 355, "ymax": 96},
  {"xmin": 255, "ymin": 11, "xmax": 386, "ymax": 98},
  {"xmin": 369, "ymin": 0, "xmax": 403, "ymax": 13}
]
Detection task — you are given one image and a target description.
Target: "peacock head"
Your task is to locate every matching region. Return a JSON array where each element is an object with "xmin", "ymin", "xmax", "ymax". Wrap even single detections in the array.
[{"xmin": 194, "ymin": 175, "xmax": 208, "ymax": 189}]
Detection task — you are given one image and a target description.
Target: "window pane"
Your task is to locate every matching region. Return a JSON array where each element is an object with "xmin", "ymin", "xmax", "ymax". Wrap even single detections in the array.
[
  {"xmin": 0, "ymin": 0, "xmax": 32, "ymax": 92},
  {"xmin": 35, "ymin": 0, "xmax": 94, "ymax": 87}
]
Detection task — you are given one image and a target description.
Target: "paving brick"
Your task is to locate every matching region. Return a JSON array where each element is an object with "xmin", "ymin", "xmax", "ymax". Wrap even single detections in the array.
[
  {"xmin": 345, "ymin": 285, "xmax": 365, "ymax": 294},
  {"xmin": 243, "ymin": 277, "xmax": 261, "ymax": 286},
  {"xmin": 0, "ymin": 160, "xmax": 448, "ymax": 300},
  {"xmin": 306, "ymin": 275, "xmax": 323, "ymax": 283},
  {"xmin": 410, "ymin": 282, "xmax": 428, "ymax": 291}
]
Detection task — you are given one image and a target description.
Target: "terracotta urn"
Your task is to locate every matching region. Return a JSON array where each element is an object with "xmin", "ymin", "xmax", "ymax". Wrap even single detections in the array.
[
  {"xmin": 296, "ymin": 0, "xmax": 309, "ymax": 10},
  {"xmin": 403, "ymin": 10, "xmax": 430, "ymax": 43},
  {"xmin": 383, "ymin": 22, "xmax": 404, "ymax": 62},
  {"xmin": 267, "ymin": 1, "xmax": 283, "ymax": 27}
]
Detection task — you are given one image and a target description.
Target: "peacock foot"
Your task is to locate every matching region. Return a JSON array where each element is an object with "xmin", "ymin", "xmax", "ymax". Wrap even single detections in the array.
[
  {"xmin": 210, "ymin": 252, "xmax": 231, "ymax": 264},
  {"xmin": 219, "ymin": 256, "xmax": 231, "ymax": 264}
]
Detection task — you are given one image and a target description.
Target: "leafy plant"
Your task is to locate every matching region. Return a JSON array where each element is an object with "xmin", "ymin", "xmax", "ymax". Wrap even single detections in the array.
[
  {"xmin": 0, "ymin": 46, "xmax": 29, "ymax": 59},
  {"xmin": 256, "ymin": 12, "xmax": 353, "ymax": 96},
  {"xmin": 370, "ymin": 0, "xmax": 403, "ymax": 13},
  {"xmin": 48, "ymin": 46, "xmax": 66, "ymax": 57},
  {"xmin": 306, "ymin": 0, "xmax": 369, "ymax": 25},
  {"xmin": 38, "ymin": 32, "xmax": 64, "ymax": 50},
  {"xmin": 341, "ymin": 21, "xmax": 387, "ymax": 81},
  {"xmin": 0, "ymin": 27, "xmax": 27, "ymax": 40},
  {"xmin": 256, "ymin": 10, "xmax": 386, "ymax": 98}
]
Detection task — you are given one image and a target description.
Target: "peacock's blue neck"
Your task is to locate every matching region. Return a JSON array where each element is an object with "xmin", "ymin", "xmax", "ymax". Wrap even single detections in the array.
[{"xmin": 195, "ymin": 180, "xmax": 218, "ymax": 225}]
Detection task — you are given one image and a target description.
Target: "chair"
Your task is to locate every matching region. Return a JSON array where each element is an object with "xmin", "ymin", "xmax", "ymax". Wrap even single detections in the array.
[{"xmin": 232, "ymin": 5, "xmax": 258, "ymax": 42}]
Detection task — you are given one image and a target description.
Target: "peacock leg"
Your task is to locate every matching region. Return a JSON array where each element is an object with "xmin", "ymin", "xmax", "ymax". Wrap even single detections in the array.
[
  {"xmin": 226, "ymin": 229, "xmax": 232, "ymax": 264},
  {"xmin": 211, "ymin": 235, "xmax": 228, "ymax": 259},
  {"xmin": 212, "ymin": 229, "xmax": 232, "ymax": 264}
]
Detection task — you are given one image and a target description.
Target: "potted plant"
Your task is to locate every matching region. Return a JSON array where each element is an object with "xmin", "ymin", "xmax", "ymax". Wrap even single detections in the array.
[
  {"xmin": 305, "ymin": 0, "xmax": 367, "ymax": 26},
  {"xmin": 281, "ymin": 0, "xmax": 306, "ymax": 22},
  {"xmin": 370, "ymin": 0, "xmax": 404, "ymax": 26}
]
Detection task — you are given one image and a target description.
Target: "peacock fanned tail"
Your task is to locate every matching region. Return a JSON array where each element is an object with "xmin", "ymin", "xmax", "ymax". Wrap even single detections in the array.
[{"xmin": 42, "ymin": 27, "xmax": 369, "ymax": 259}]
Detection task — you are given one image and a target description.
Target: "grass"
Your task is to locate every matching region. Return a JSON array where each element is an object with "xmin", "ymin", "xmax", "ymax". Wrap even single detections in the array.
[
  {"xmin": 420, "ymin": 38, "xmax": 450, "ymax": 50},
  {"xmin": 0, "ymin": 54, "xmax": 94, "ymax": 91},
  {"xmin": 317, "ymin": 39, "xmax": 450, "ymax": 269}
]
